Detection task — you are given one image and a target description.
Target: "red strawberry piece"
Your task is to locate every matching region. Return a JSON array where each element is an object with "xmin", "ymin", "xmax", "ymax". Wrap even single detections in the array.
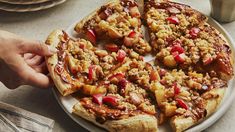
[
  {"xmin": 174, "ymin": 53, "xmax": 186, "ymax": 63},
  {"xmin": 86, "ymin": 29, "xmax": 96, "ymax": 44},
  {"xmin": 173, "ymin": 82, "xmax": 180, "ymax": 95},
  {"xmin": 88, "ymin": 65, "xmax": 95, "ymax": 80},
  {"xmin": 103, "ymin": 95, "xmax": 118, "ymax": 106},
  {"xmin": 92, "ymin": 94, "xmax": 104, "ymax": 105},
  {"xmin": 176, "ymin": 98, "xmax": 188, "ymax": 110},
  {"xmin": 171, "ymin": 45, "xmax": 185, "ymax": 54},
  {"xmin": 79, "ymin": 44, "xmax": 85, "ymax": 49},
  {"xmin": 118, "ymin": 78, "xmax": 128, "ymax": 89},
  {"xmin": 105, "ymin": 43, "xmax": 119, "ymax": 52},
  {"xmin": 128, "ymin": 30, "xmax": 137, "ymax": 38},
  {"xmin": 117, "ymin": 50, "xmax": 126, "ymax": 62},
  {"xmin": 166, "ymin": 16, "xmax": 179, "ymax": 24},
  {"xmin": 189, "ymin": 27, "xmax": 200, "ymax": 39}
]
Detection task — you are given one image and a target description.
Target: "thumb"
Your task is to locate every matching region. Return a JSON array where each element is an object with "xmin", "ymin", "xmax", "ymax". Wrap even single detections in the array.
[{"xmin": 19, "ymin": 39, "xmax": 57, "ymax": 56}]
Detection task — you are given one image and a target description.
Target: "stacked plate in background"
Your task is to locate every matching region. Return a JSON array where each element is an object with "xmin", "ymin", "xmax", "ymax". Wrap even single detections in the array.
[{"xmin": 0, "ymin": 0, "xmax": 66, "ymax": 12}]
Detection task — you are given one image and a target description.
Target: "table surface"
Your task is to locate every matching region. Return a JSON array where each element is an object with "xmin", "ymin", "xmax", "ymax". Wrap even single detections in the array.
[{"xmin": 0, "ymin": 0, "xmax": 235, "ymax": 132}]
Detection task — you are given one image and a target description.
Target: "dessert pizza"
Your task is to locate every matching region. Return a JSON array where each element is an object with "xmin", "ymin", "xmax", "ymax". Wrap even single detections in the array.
[{"xmin": 45, "ymin": 0, "xmax": 234, "ymax": 132}]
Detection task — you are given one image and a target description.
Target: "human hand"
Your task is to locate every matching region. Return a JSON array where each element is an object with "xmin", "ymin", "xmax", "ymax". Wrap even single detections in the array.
[{"xmin": 0, "ymin": 30, "xmax": 57, "ymax": 89}]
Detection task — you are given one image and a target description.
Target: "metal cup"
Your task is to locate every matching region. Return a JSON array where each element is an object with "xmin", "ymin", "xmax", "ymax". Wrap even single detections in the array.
[{"xmin": 210, "ymin": 0, "xmax": 235, "ymax": 23}]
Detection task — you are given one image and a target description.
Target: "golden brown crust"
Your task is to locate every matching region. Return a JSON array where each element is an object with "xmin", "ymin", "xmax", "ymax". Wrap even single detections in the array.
[
  {"xmin": 74, "ymin": 10, "xmax": 97, "ymax": 34},
  {"xmin": 170, "ymin": 116, "xmax": 195, "ymax": 132},
  {"xmin": 73, "ymin": 102, "xmax": 158, "ymax": 132},
  {"xmin": 45, "ymin": 30, "xmax": 80, "ymax": 96},
  {"xmin": 210, "ymin": 23, "xmax": 234, "ymax": 80},
  {"xmin": 203, "ymin": 88, "xmax": 225, "ymax": 116},
  {"xmin": 170, "ymin": 88, "xmax": 226, "ymax": 132}
]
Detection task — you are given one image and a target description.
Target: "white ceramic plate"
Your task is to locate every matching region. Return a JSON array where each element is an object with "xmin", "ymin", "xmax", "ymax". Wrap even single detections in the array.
[
  {"xmin": 0, "ymin": 0, "xmax": 66, "ymax": 12},
  {"xmin": 52, "ymin": 2, "xmax": 235, "ymax": 132},
  {"xmin": 0, "ymin": 0, "xmax": 50, "ymax": 5}
]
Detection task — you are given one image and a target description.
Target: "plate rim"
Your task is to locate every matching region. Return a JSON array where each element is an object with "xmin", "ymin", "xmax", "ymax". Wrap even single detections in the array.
[
  {"xmin": 52, "ymin": 5, "xmax": 235, "ymax": 132},
  {"xmin": 0, "ymin": 0, "xmax": 66, "ymax": 12},
  {"xmin": 0, "ymin": 0, "xmax": 50, "ymax": 5}
]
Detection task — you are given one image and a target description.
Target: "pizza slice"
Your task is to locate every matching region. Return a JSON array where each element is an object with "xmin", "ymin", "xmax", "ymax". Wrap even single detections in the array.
[
  {"xmin": 46, "ymin": 30, "xmax": 86, "ymax": 96},
  {"xmin": 144, "ymin": 0, "xmax": 234, "ymax": 80},
  {"xmin": 45, "ymin": 30, "xmax": 143, "ymax": 96},
  {"xmin": 74, "ymin": 0, "xmax": 151, "ymax": 55},
  {"xmin": 149, "ymin": 68, "xmax": 227, "ymax": 131},
  {"xmin": 46, "ymin": 30, "xmax": 113, "ymax": 96},
  {"xmin": 72, "ymin": 52, "xmax": 160, "ymax": 131},
  {"xmin": 46, "ymin": 30, "xmax": 158, "ymax": 131},
  {"xmin": 72, "ymin": 81, "xmax": 158, "ymax": 132}
]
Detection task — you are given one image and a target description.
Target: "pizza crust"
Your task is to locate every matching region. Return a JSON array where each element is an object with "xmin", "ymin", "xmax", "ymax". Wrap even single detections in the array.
[
  {"xmin": 73, "ymin": 102, "xmax": 158, "ymax": 132},
  {"xmin": 208, "ymin": 23, "xmax": 234, "ymax": 80},
  {"xmin": 45, "ymin": 30, "xmax": 80, "ymax": 96},
  {"xmin": 170, "ymin": 88, "xmax": 226, "ymax": 132}
]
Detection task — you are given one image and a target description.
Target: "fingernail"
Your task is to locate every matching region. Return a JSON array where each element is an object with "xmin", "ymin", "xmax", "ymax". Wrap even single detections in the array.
[{"xmin": 47, "ymin": 45, "xmax": 58, "ymax": 54}]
